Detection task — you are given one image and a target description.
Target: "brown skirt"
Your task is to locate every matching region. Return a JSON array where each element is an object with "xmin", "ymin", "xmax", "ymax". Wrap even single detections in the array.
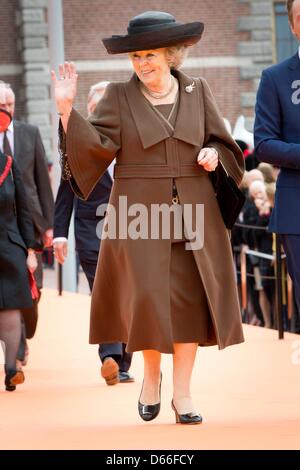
[{"xmin": 170, "ymin": 241, "xmax": 212, "ymax": 345}]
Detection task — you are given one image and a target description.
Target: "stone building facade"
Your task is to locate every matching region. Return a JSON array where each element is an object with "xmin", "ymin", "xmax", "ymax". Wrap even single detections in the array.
[{"xmin": 0, "ymin": 0, "xmax": 291, "ymax": 160}]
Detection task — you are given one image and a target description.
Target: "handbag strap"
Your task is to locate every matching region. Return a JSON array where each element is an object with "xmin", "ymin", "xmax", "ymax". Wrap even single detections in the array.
[{"xmin": 219, "ymin": 159, "xmax": 229, "ymax": 177}]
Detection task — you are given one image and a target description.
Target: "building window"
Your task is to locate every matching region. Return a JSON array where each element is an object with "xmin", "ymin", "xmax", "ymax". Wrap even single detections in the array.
[{"xmin": 275, "ymin": 2, "xmax": 298, "ymax": 62}]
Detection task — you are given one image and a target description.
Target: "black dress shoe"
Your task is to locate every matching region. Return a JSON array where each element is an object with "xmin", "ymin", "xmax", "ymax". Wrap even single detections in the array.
[
  {"xmin": 138, "ymin": 373, "xmax": 162, "ymax": 422},
  {"xmin": 119, "ymin": 371, "xmax": 135, "ymax": 383},
  {"xmin": 5, "ymin": 370, "xmax": 25, "ymax": 392},
  {"xmin": 171, "ymin": 400, "xmax": 203, "ymax": 425}
]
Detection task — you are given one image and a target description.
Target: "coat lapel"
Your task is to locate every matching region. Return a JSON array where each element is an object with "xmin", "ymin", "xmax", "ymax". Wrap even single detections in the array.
[
  {"xmin": 172, "ymin": 70, "xmax": 203, "ymax": 147},
  {"xmin": 124, "ymin": 75, "xmax": 170, "ymax": 149},
  {"xmin": 288, "ymin": 52, "xmax": 300, "ymax": 70},
  {"xmin": 124, "ymin": 70, "xmax": 203, "ymax": 149}
]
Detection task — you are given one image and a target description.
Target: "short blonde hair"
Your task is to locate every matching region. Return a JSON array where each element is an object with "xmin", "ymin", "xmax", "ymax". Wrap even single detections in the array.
[
  {"xmin": 287, "ymin": 0, "xmax": 295, "ymax": 24},
  {"xmin": 265, "ymin": 182, "xmax": 276, "ymax": 204},
  {"xmin": 266, "ymin": 182, "xmax": 276, "ymax": 197},
  {"xmin": 257, "ymin": 162, "xmax": 275, "ymax": 184},
  {"xmin": 164, "ymin": 45, "xmax": 189, "ymax": 69}
]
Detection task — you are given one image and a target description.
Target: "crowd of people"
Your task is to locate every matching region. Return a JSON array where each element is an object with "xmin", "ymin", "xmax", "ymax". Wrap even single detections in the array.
[
  {"xmin": 232, "ymin": 160, "xmax": 277, "ymax": 327},
  {"xmin": 231, "ymin": 152, "xmax": 300, "ymax": 332}
]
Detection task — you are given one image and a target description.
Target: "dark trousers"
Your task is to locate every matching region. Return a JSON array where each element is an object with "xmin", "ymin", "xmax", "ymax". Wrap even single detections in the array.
[
  {"xmin": 281, "ymin": 235, "xmax": 300, "ymax": 332},
  {"xmin": 78, "ymin": 251, "xmax": 132, "ymax": 373}
]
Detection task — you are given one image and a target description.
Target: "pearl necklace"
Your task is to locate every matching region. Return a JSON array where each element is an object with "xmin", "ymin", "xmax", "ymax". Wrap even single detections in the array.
[{"xmin": 141, "ymin": 75, "xmax": 176, "ymax": 99}]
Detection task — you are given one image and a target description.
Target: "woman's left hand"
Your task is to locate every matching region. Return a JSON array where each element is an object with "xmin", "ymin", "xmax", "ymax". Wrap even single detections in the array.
[
  {"xmin": 197, "ymin": 147, "xmax": 218, "ymax": 172},
  {"xmin": 26, "ymin": 251, "xmax": 38, "ymax": 273}
]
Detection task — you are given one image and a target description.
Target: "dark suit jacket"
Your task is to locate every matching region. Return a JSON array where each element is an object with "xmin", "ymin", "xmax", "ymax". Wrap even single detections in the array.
[
  {"xmin": 254, "ymin": 52, "xmax": 300, "ymax": 234},
  {"xmin": 13, "ymin": 120, "xmax": 54, "ymax": 241},
  {"xmin": 54, "ymin": 170, "xmax": 112, "ymax": 256},
  {"xmin": 0, "ymin": 152, "xmax": 36, "ymax": 309}
]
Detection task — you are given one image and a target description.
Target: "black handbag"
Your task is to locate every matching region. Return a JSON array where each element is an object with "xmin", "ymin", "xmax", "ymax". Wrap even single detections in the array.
[{"xmin": 212, "ymin": 161, "xmax": 246, "ymax": 229}]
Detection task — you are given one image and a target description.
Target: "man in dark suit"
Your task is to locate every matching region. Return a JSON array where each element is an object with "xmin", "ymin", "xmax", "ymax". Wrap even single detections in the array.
[
  {"xmin": 0, "ymin": 82, "xmax": 54, "ymax": 363},
  {"xmin": 53, "ymin": 81, "xmax": 133, "ymax": 385},
  {"xmin": 254, "ymin": 0, "xmax": 300, "ymax": 329}
]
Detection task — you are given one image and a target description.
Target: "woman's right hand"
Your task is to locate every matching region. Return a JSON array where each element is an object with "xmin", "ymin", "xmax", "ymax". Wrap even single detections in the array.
[{"xmin": 50, "ymin": 62, "xmax": 78, "ymax": 115}]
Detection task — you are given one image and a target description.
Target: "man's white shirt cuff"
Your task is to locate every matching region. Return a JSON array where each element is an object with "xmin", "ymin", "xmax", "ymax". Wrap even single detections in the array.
[{"xmin": 53, "ymin": 237, "xmax": 68, "ymax": 244}]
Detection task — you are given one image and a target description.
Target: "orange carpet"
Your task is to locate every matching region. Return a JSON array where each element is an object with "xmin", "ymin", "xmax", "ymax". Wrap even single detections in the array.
[{"xmin": 0, "ymin": 288, "xmax": 300, "ymax": 450}]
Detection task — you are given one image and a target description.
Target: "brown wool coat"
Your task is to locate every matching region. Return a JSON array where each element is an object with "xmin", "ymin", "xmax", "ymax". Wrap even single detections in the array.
[{"xmin": 65, "ymin": 69, "xmax": 245, "ymax": 353}]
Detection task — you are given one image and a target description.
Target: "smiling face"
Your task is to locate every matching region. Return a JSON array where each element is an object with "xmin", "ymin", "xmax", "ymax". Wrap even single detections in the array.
[{"xmin": 129, "ymin": 48, "xmax": 171, "ymax": 88}]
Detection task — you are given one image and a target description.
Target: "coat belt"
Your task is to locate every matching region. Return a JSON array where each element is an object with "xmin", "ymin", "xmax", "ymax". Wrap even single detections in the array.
[{"xmin": 114, "ymin": 164, "xmax": 207, "ymax": 179}]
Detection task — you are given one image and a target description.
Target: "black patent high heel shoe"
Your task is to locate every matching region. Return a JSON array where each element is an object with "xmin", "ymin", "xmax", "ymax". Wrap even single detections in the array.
[
  {"xmin": 171, "ymin": 400, "xmax": 203, "ymax": 425},
  {"xmin": 5, "ymin": 369, "xmax": 25, "ymax": 392},
  {"xmin": 138, "ymin": 373, "xmax": 162, "ymax": 422}
]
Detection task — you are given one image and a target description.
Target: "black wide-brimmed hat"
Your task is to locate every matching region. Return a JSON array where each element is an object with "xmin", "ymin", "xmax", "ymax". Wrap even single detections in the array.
[{"xmin": 102, "ymin": 11, "xmax": 204, "ymax": 54}]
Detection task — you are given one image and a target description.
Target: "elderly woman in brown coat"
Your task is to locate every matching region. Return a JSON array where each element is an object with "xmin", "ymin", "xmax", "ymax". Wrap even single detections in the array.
[{"xmin": 51, "ymin": 11, "xmax": 244, "ymax": 424}]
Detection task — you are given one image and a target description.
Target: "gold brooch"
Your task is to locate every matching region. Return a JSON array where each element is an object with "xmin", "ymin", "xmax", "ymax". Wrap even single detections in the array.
[{"xmin": 185, "ymin": 82, "xmax": 195, "ymax": 93}]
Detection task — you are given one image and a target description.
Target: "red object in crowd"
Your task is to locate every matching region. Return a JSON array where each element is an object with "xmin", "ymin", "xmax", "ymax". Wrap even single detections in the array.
[
  {"xmin": 0, "ymin": 108, "xmax": 12, "ymax": 132},
  {"xmin": 243, "ymin": 148, "xmax": 251, "ymax": 158},
  {"xmin": 0, "ymin": 155, "xmax": 12, "ymax": 186},
  {"xmin": 28, "ymin": 271, "xmax": 39, "ymax": 300}
]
